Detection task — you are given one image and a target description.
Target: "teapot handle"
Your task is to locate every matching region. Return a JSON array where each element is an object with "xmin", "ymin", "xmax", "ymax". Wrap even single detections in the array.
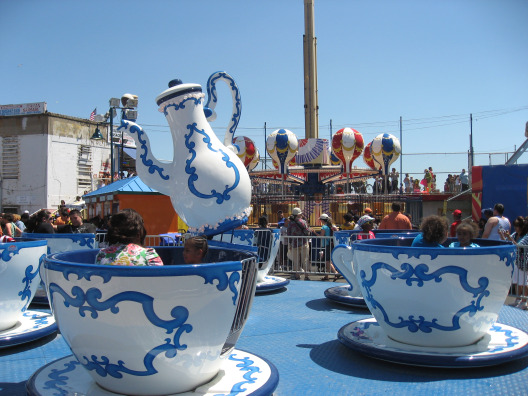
[{"xmin": 204, "ymin": 71, "xmax": 242, "ymax": 147}]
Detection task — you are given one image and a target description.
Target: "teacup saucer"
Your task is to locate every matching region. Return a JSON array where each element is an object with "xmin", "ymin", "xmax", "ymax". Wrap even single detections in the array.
[
  {"xmin": 0, "ymin": 310, "xmax": 57, "ymax": 348},
  {"xmin": 26, "ymin": 349, "xmax": 279, "ymax": 396},
  {"xmin": 255, "ymin": 275, "xmax": 290, "ymax": 294},
  {"xmin": 338, "ymin": 318, "xmax": 528, "ymax": 367},
  {"xmin": 324, "ymin": 285, "xmax": 367, "ymax": 308}
]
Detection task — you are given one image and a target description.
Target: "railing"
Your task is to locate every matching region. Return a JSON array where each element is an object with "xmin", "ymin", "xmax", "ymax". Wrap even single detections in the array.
[
  {"xmin": 95, "ymin": 232, "xmax": 107, "ymax": 248},
  {"xmin": 212, "ymin": 229, "xmax": 279, "ymax": 274},
  {"xmin": 145, "ymin": 234, "xmax": 183, "ymax": 247},
  {"xmin": 272, "ymin": 235, "xmax": 337, "ymax": 277},
  {"xmin": 511, "ymin": 244, "xmax": 528, "ymax": 308}
]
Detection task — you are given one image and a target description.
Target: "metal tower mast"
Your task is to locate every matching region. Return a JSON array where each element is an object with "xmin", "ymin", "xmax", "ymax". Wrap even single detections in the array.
[{"xmin": 303, "ymin": 0, "xmax": 319, "ymax": 139}]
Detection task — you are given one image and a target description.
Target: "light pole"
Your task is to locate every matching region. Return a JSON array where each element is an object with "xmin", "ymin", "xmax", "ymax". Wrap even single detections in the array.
[
  {"xmin": 100, "ymin": 96, "xmax": 138, "ymax": 183},
  {"xmin": 119, "ymin": 94, "xmax": 138, "ymax": 178}
]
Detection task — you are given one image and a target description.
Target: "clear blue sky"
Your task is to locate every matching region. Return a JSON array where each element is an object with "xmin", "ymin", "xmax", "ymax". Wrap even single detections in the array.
[{"xmin": 2, "ymin": 0, "xmax": 527, "ymax": 182}]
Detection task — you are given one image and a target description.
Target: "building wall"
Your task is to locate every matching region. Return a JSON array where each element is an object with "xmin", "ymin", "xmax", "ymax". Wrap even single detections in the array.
[
  {"xmin": 422, "ymin": 199, "xmax": 472, "ymax": 224},
  {"xmin": 0, "ymin": 112, "xmax": 111, "ymax": 213},
  {"xmin": 1, "ymin": 133, "xmax": 48, "ymax": 213},
  {"xmin": 117, "ymin": 194, "xmax": 183, "ymax": 234}
]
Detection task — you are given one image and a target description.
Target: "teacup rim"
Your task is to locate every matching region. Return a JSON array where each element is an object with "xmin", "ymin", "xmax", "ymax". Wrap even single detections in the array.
[
  {"xmin": 348, "ymin": 238, "xmax": 516, "ymax": 255},
  {"xmin": 44, "ymin": 248, "xmax": 246, "ymax": 276},
  {"xmin": 22, "ymin": 232, "xmax": 96, "ymax": 239},
  {"xmin": 0, "ymin": 238, "xmax": 47, "ymax": 248}
]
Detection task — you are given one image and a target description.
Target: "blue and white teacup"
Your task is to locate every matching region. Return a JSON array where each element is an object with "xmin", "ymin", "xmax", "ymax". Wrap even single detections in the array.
[
  {"xmin": 22, "ymin": 232, "xmax": 96, "ymax": 254},
  {"xmin": 24, "ymin": 233, "xmax": 97, "ymax": 304},
  {"xmin": 333, "ymin": 229, "xmax": 420, "ymax": 246},
  {"xmin": 331, "ymin": 244, "xmax": 362, "ymax": 297},
  {"xmin": 350, "ymin": 238, "xmax": 515, "ymax": 347},
  {"xmin": 0, "ymin": 238, "xmax": 47, "ymax": 330},
  {"xmin": 41, "ymin": 247, "xmax": 257, "ymax": 395},
  {"xmin": 213, "ymin": 229, "xmax": 280, "ymax": 282}
]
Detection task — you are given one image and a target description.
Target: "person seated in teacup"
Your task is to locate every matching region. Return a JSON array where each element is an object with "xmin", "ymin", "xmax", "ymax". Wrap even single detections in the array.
[
  {"xmin": 183, "ymin": 236, "xmax": 208, "ymax": 264},
  {"xmin": 411, "ymin": 215, "xmax": 448, "ymax": 248},
  {"xmin": 95, "ymin": 209, "xmax": 163, "ymax": 266},
  {"xmin": 449, "ymin": 219, "xmax": 480, "ymax": 248},
  {"xmin": 353, "ymin": 215, "xmax": 376, "ymax": 240}
]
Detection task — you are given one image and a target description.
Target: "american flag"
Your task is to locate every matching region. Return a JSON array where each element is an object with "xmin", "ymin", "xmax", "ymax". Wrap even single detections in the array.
[{"xmin": 89, "ymin": 108, "xmax": 96, "ymax": 121}]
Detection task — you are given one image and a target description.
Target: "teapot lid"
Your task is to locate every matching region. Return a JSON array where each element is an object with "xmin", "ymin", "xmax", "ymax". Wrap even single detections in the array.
[{"xmin": 156, "ymin": 79, "xmax": 202, "ymax": 106}]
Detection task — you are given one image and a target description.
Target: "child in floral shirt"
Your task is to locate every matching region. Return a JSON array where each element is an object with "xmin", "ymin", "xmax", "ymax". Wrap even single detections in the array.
[{"xmin": 95, "ymin": 209, "xmax": 163, "ymax": 266}]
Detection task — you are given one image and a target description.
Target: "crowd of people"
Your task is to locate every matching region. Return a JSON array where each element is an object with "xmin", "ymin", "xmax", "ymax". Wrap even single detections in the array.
[
  {"xmin": 2, "ymin": 206, "xmax": 207, "ymax": 268},
  {"xmin": 398, "ymin": 168, "xmax": 470, "ymax": 194},
  {"xmin": 13, "ymin": 208, "xmax": 98, "ymax": 234},
  {"xmin": 273, "ymin": 201, "xmax": 528, "ymax": 308},
  {"xmin": 3, "ymin": 197, "xmax": 526, "ymax": 307},
  {"xmin": 277, "ymin": 203, "xmax": 414, "ymax": 281}
]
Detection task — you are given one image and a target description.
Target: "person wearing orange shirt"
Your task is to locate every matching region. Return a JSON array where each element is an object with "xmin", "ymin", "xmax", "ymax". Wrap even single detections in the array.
[
  {"xmin": 379, "ymin": 202, "xmax": 412, "ymax": 230},
  {"xmin": 54, "ymin": 208, "xmax": 71, "ymax": 226}
]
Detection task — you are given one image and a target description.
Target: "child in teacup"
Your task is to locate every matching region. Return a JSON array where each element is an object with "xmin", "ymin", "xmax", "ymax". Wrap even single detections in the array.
[
  {"xmin": 449, "ymin": 220, "xmax": 480, "ymax": 247},
  {"xmin": 95, "ymin": 209, "xmax": 163, "ymax": 266},
  {"xmin": 411, "ymin": 215, "xmax": 448, "ymax": 247},
  {"xmin": 183, "ymin": 236, "xmax": 208, "ymax": 264}
]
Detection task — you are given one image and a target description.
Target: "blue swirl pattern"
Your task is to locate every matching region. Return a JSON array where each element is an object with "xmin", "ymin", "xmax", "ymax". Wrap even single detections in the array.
[
  {"xmin": 48, "ymin": 264, "xmax": 240, "ymax": 304},
  {"xmin": 222, "ymin": 353, "xmax": 260, "ymax": 395},
  {"xmin": 488, "ymin": 324, "xmax": 518, "ymax": 353},
  {"xmin": 18, "ymin": 254, "xmax": 44, "ymax": 311},
  {"xmin": 44, "ymin": 359, "xmax": 80, "ymax": 395},
  {"xmin": 119, "ymin": 120, "xmax": 170, "ymax": 181},
  {"xmin": 185, "ymin": 122, "xmax": 240, "ymax": 204},
  {"xmin": 46, "ymin": 259, "xmax": 242, "ymax": 380},
  {"xmin": 360, "ymin": 262, "xmax": 491, "ymax": 334},
  {"xmin": 48, "ymin": 283, "xmax": 192, "ymax": 378},
  {"xmin": 1, "ymin": 242, "xmax": 21, "ymax": 261}
]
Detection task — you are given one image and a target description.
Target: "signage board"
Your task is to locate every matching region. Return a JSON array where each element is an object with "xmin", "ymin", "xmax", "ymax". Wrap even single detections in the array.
[{"xmin": 0, "ymin": 102, "xmax": 47, "ymax": 116}]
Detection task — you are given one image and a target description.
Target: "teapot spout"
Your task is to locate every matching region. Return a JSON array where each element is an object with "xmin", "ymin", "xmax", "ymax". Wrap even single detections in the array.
[{"xmin": 118, "ymin": 120, "xmax": 173, "ymax": 194}]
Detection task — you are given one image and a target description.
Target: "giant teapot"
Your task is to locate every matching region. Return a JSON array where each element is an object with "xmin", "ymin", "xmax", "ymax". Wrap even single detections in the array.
[{"xmin": 119, "ymin": 72, "xmax": 251, "ymax": 235}]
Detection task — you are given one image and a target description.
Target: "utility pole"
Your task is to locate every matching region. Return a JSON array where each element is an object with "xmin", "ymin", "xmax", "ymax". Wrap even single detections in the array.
[
  {"xmin": 399, "ymin": 116, "xmax": 403, "ymax": 193},
  {"xmin": 264, "ymin": 122, "xmax": 267, "ymax": 169},
  {"xmin": 469, "ymin": 113, "xmax": 474, "ymax": 186}
]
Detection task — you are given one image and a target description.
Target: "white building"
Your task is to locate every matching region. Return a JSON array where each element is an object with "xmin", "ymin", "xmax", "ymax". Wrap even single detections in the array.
[{"xmin": 0, "ymin": 103, "xmax": 115, "ymax": 214}]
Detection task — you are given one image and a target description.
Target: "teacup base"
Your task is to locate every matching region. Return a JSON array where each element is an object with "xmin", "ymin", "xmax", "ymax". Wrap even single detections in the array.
[
  {"xmin": 255, "ymin": 276, "xmax": 290, "ymax": 294},
  {"xmin": 26, "ymin": 349, "xmax": 279, "ymax": 396},
  {"xmin": 338, "ymin": 318, "xmax": 528, "ymax": 368},
  {"xmin": 324, "ymin": 285, "xmax": 368, "ymax": 308},
  {"xmin": 0, "ymin": 310, "xmax": 57, "ymax": 349}
]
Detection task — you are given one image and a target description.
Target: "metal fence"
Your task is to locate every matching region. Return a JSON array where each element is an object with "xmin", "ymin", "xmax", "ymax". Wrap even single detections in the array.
[
  {"xmin": 512, "ymin": 244, "xmax": 528, "ymax": 309},
  {"xmin": 271, "ymin": 235, "xmax": 337, "ymax": 279}
]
